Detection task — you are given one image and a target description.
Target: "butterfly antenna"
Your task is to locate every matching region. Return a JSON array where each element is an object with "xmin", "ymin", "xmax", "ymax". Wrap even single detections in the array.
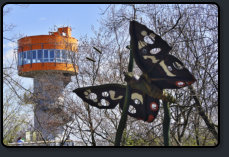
[
  {"xmin": 93, "ymin": 46, "xmax": 102, "ymax": 54},
  {"xmin": 86, "ymin": 57, "xmax": 96, "ymax": 62}
]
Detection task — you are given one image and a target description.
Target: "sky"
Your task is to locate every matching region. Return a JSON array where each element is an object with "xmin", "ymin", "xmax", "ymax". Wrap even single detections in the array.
[
  {"xmin": 3, "ymin": 4, "xmax": 106, "ymax": 39},
  {"xmin": 3, "ymin": 4, "xmax": 108, "ymax": 59},
  {"xmin": 3, "ymin": 4, "xmax": 108, "ymax": 88}
]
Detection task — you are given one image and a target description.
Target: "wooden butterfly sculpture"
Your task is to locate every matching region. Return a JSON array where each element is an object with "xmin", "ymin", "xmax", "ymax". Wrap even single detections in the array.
[{"xmin": 73, "ymin": 21, "xmax": 196, "ymax": 123}]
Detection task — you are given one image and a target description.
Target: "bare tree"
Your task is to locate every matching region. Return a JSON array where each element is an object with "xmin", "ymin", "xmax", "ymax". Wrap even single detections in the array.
[
  {"xmin": 70, "ymin": 4, "xmax": 218, "ymax": 146},
  {"xmin": 3, "ymin": 4, "xmax": 218, "ymax": 146}
]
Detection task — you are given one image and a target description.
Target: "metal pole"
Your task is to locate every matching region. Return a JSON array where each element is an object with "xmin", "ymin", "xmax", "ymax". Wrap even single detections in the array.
[
  {"xmin": 114, "ymin": 46, "xmax": 133, "ymax": 146},
  {"xmin": 163, "ymin": 101, "xmax": 171, "ymax": 146}
]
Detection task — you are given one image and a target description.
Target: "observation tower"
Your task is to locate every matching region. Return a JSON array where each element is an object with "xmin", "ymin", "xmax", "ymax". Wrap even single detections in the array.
[{"xmin": 17, "ymin": 27, "xmax": 78, "ymax": 140}]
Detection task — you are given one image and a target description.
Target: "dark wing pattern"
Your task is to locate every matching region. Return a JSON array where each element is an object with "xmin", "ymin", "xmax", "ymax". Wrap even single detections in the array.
[
  {"xmin": 73, "ymin": 84, "xmax": 125, "ymax": 109},
  {"xmin": 73, "ymin": 84, "xmax": 160, "ymax": 122},
  {"xmin": 129, "ymin": 21, "xmax": 196, "ymax": 89}
]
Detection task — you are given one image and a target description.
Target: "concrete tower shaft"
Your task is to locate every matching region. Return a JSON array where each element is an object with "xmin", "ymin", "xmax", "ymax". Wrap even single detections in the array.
[
  {"xmin": 17, "ymin": 27, "xmax": 78, "ymax": 141},
  {"xmin": 33, "ymin": 73, "xmax": 72, "ymax": 140}
]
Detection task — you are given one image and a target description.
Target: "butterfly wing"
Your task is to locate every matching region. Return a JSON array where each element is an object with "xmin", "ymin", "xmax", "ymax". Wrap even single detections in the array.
[
  {"xmin": 73, "ymin": 84, "xmax": 125, "ymax": 109},
  {"xmin": 129, "ymin": 21, "xmax": 196, "ymax": 89},
  {"xmin": 123, "ymin": 89, "xmax": 160, "ymax": 122},
  {"xmin": 73, "ymin": 84, "xmax": 160, "ymax": 122},
  {"xmin": 146, "ymin": 54, "xmax": 196, "ymax": 89}
]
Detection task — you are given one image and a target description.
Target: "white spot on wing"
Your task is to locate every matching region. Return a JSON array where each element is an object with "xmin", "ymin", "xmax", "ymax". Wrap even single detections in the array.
[
  {"xmin": 88, "ymin": 92, "xmax": 98, "ymax": 102},
  {"xmin": 128, "ymin": 105, "xmax": 136, "ymax": 114},
  {"xmin": 100, "ymin": 99, "xmax": 110, "ymax": 106},
  {"xmin": 144, "ymin": 36, "xmax": 154, "ymax": 44},
  {"xmin": 150, "ymin": 48, "xmax": 161, "ymax": 54}
]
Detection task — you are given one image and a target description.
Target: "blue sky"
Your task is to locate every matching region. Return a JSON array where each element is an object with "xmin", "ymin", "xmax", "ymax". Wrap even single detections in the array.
[
  {"xmin": 3, "ymin": 4, "xmax": 108, "ymax": 88},
  {"xmin": 3, "ymin": 4, "xmax": 106, "ymax": 38},
  {"xmin": 3, "ymin": 4, "xmax": 108, "ymax": 60}
]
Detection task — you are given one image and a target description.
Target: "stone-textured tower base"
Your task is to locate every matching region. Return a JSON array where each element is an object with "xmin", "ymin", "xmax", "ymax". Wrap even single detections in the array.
[{"xmin": 33, "ymin": 73, "xmax": 72, "ymax": 140}]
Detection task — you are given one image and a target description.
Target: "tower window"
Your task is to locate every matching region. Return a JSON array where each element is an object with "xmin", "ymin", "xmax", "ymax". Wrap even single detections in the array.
[
  {"xmin": 62, "ymin": 50, "xmax": 67, "ymax": 62},
  {"xmin": 27, "ymin": 51, "xmax": 31, "ymax": 64},
  {"xmin": 18, "ymin": 49, "xmax": 74, "ymax": 65},
  {"xmin": 50, "ymin": 50, "xmax": 54, "ymax": 62},
  {"xmin": 37, "ymin": 50, "xmax": 43, "ymax": 63},
  {"xmin": 23, "ymin": 51, "xmax": 27, "ymax": 64},
  {"xmin": 55, "ymin": 50, "xmax": 61, "ymax": 62},
  {"xmin": 44, "ymin": 50, "xmax": 49, "ymax": 62},
  {"xmin": 32, "ymin": 50, "xmax": 36, "ymax": 63},
  {"xmin": 67, "ymin": 51, "xmax": 72, "ymax": 63}
]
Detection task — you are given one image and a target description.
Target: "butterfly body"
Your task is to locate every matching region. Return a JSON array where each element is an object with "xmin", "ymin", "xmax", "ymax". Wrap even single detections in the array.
[{"xmin": 124, "ymin": 72, "xmax": 163, "ymax": 99}]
